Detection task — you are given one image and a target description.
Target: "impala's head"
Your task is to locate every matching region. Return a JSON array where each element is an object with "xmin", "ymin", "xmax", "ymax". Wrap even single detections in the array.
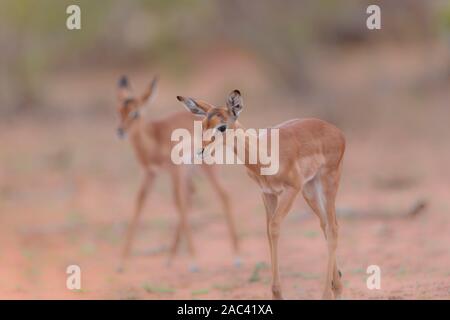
[
  {"xmin": 116, "ymin": 75, "xmax": 158, "ymax": 139},
  {"xmin": 176, "ymin": 90, "xmax": 243, "ymax": 154}
]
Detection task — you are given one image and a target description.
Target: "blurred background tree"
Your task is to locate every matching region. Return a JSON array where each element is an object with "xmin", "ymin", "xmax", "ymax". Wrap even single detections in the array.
[{"xmin": 0, "ymin": 0, "xmax": 448, "ymax": 114}]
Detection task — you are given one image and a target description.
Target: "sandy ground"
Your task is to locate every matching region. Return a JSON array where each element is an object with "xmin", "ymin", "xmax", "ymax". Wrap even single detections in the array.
[
  {"xmin": 0, "ymin": 113, "xmax": 449, "ymax": 300},
  {"xmin": 0, "ymin": 45, "xmax": 449, "ymax": 299}
]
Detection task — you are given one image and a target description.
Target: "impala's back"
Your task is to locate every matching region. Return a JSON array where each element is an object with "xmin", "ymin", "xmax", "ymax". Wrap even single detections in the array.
[{"xmin": 278, "ymin": 118, "xmax": 345, "ymax": 166}]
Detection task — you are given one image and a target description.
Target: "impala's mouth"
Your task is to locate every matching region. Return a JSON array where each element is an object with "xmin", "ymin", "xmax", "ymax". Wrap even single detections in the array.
[{"xmin": 196, "ymin": 148, "xmax": 205, "ymax": 159}]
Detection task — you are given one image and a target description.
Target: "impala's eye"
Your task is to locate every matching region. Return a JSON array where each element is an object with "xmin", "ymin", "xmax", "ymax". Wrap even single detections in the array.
[
  {"xmin": 129, "ymin": 110, "xmax": 139, "ymax": 119},
  {"xmin": 217, "ymin": 125, "xmax": 227, "ymax": 133},
  {"xmin": 123, "ymin": 98, "xmax": 133, "ymax": 108}
]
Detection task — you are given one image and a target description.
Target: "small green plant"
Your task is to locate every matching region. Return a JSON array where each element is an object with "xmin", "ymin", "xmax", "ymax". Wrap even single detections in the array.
[
  {"xmin": 80, "ymin": 242, "xmax": 96, "ymax": 256},
  {"xmin": 351, "ymin": 267, "xmax": 365, "ymax": 274},
  {"xmin": 21, "ymin": 248, "xmax": 35, "ymax": 261},
  {"xmin": 248, "ymin": 262, "xmax": 269, "ymax": 283},
  {"xmin": 191, "ymin": 289, "xmax": 209, "ymax": 296},
  {"xmin": 289, "ymin": 272, "xmax": 320, "ymax": 280},
  {"xmin": 396, "ymin": 266, "xmax": 408, "ymax": 276},
  {"xmin": 142, "ymin": 283, "xmax": 175, "ymax": 294},
  {"xmin": 71, "ymin": 289, "xmax": 86, "ymax": 293},
  {"xmin": 65, "ymin": 210, "xmax": 85, "ymax": 226},
  {"xmin": 302, "ymin": 230, "xmax": 319, "ymax": 238},
  {"xmin": 213, "ymin": 283, "xmax": 235, "ymax": 292}
]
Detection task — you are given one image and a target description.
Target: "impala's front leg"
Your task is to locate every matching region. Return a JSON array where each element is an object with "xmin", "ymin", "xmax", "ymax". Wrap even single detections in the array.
[
  {"xmin": 204, "ymin": 166, "xmax": 241, "ymax": 266},
  {"xmin": 262, "ymin": 192, "xmax": 278, "ymax": 284},
  {"xmin": 266, "ymin": 187, "xmax": 299, "ymax": 300}
]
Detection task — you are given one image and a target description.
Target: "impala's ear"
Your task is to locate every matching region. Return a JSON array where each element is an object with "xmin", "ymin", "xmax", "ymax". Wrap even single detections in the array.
[
  {"xmin": 140, "ymin": 75, "xmax": 159, "ymax": 104},
  {"xmin": 176, "ymin": 96, "xmax": 211, "ymax": 116},
  {"xmin": 117, "ymin": 75, "xmax": 132, "ymax": 100},
  {"xmin": 226, "ymin": 89, "xmax": 243, "ymax": 118}
]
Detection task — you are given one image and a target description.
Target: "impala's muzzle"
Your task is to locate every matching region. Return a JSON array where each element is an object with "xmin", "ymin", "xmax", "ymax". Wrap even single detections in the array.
[
  {"xmin": 117, "ymin": 127, "xmax": 126, "ymax": 139},
  {"xmin": 196, "ymin": 148, "xmax": 205, "ymax": 159}
]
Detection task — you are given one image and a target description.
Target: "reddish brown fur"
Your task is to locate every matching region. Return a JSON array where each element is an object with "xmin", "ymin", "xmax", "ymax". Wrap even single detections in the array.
[
  {"xmin": 116, "ymin": 77, "xmax": 240, "ymax": 271},
  {"xmin": 178, "ymin": 91, "xmax": 345, "ymax": 299}
]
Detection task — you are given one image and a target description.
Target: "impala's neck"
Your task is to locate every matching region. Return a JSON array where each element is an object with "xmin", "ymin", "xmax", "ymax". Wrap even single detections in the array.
[
  {"xmin": 231, "ymin": 122, "xmax": 265, "ymax": 176},
  {"xmin": 128, "ymin": 117, "xmax": 143, "ymax": 140},
  {"xmin": 129, "ymin": 117, "xmax": 153, "ymax": 153}
]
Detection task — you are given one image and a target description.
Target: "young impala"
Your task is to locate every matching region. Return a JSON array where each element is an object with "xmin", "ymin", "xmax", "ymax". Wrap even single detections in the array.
[
  {"xmin": 177, "ymin": 90, "xmax": 345, "ymax": 299},
  {"xmin": 115, "ymin": 76, "xmax": 240, "ymax": 272}
]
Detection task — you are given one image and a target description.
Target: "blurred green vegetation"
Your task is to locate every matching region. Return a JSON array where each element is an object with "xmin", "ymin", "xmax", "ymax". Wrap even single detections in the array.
[
  {"xmin": 0, "ymin": 0, "xmax": 448, "ymax": 113},
  {"xmin": 439, "ymin": 2, "xmax": 450, "ymax": 31},
  {"xmin": 0, "ymin": 0, "xmax": 207, "ymax": 111}
]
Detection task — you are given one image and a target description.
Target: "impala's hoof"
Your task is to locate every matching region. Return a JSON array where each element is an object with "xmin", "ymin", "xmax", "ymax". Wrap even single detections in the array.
[
  {"xmin": 272, "ymin": 286, "xmax": 283, "ymax": 300},
  {"xmin": 338, "ymin": 270, "xmax": 342, "ymax": 278},
  {"xmin": 332, "ymin": 278, "xmax": 343, "ymax": 298},
  {"xmin": 272, "ymin": 293, "xmax": 283, "ymax": 300},
  {"xmin": 165, "ymin": 256, "xmax": 175, "ymax": 268},
  {"xmin": 188, "ymin": 263, "xmax": 200, "ymax": 273},
  {"xmin": 233, "ymin": 256, "xmax": 243, "ymax": 268},
  {"xmin": 322, "ymin": 289, "xmax": 334, "ymax": 300},
  {"xmin": 116, "ymin": 265, "xmax": 125, "ymax": 273}
]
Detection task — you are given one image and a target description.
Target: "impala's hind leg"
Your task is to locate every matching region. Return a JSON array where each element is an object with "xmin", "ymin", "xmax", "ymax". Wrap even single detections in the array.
[
  {"xmin": 167, "ymin": 171, "xmax": 195, "ymax": 266},
  {"xmin": 302, "ymin": 171, "xmax": 342, "ymax": 299},
  {"xmin": 202, "ymin": 165, "xmax": 241, "ymax": 266},
  {"xmin": 169, "ymin": 168, "xmax": 198, "ymax": 272},
  {"xmin": 167, "ymin": 220, "xmax": 183, "ymax": 266},
  {"xmin": 119, "ymin": 169, "xmax": 155, "ymax": 272},
  {"xmin": 302, "ymin": 176, "xmax": 327, "ymax": 238},
  {"xmin": 321, "ymin": 167, "xmax": 343, "ymax": 299}
]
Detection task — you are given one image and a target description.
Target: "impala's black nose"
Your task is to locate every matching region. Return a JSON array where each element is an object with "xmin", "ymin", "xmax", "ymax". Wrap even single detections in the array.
[
  {"xmin": 196, "ymin": 148, "xmax": 205, "ymax": 159},
  {"xmin": 118, "ymin": 76, "xmax": 128, "ymax": 88},
  {"xmin": 117, "ymin": 127, "xmax": 125, "ymax": 139}
]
